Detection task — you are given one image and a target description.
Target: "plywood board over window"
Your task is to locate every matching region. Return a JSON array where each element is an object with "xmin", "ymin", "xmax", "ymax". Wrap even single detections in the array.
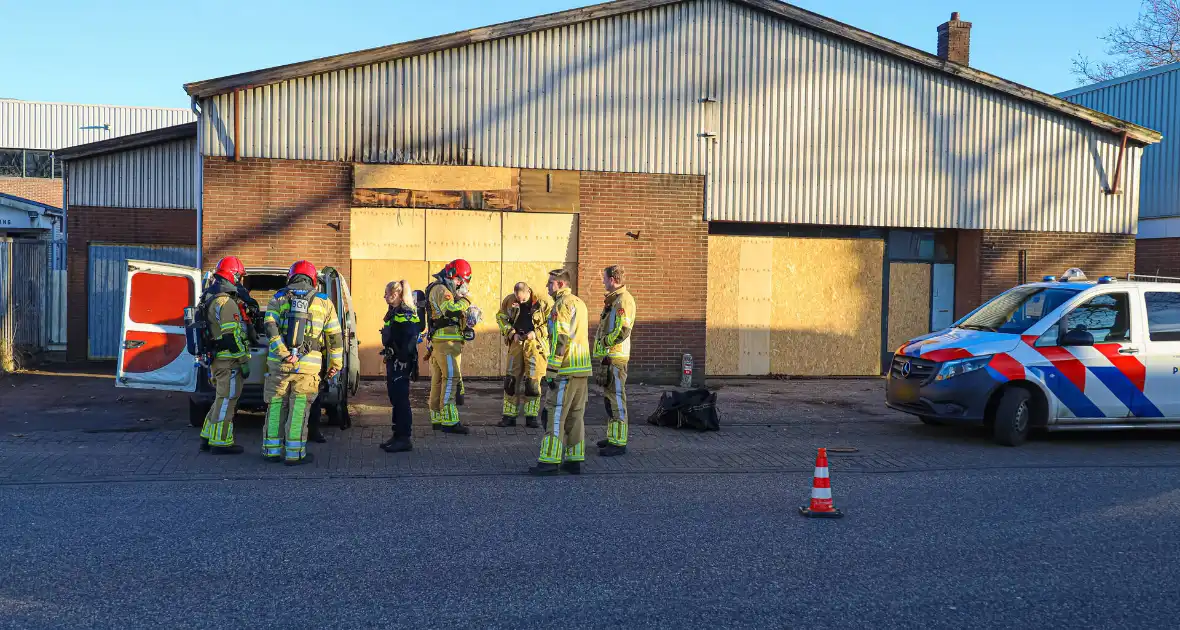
[
  {"xmin": 887, "ymin": 262, "xmax": 932, "ymax": 354},
  {"xmin": 431, "ymin": 260, "xmax": 502, "ymax": 377},
  {"xmin": 350, "ymin": 207, "xmax": 426, "ymax": 260},
  {"xmin": 769, "ymin": 238, "xmax": 883, "ymax": 376},
  {"xmin": 350, "ymin": 260, "xmax": 430, "ymax": 378},
  {"xmin": 503, "ymin": 212, "xmax": 578, "ymax": 263},
  {"xmin": 706, "ymin": 235, "xmax": 884, "ymax": 377},
  {"xmin": 425, "ymin": 209, "xmax": 502, "ymax": 262},
  {"xmin": 353, "ymin": 164, "xmax": 518, "ymax": 210}
]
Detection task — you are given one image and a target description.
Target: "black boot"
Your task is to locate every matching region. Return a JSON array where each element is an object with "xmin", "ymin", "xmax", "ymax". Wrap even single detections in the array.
[
  {"xmin": 596, "ymin": 438, "xmax": 610, "ymax": 448},
  {"xmin": 379, "ymin": 435, "xmax": 396, "ymax": 449},
  {"xmin": 264, "ymin": 455, "xmax": 283, "ymax": 463},
  {"xmin": 381, "ymin": 438, "xmax": 413, "ymax": 453},
  {"xmin": 309, "ymin": 429, "xmax": 327, "ymax": 444},
  {"xmin": 560, "ymin": 461, "xmax": 582, "ymax": 475},
  {"xmin": 210, "ymin": 444, "xmax": 245, "ymax": 455},
  {"xmin": 525, "ymin": 416, "xmax": 540, "ymax": 428},
  {"xmin": 599, "ymin": 444, "xmax": 628, "ymax": 457},
  {"xmin": 285, "ymin": 453, "xmax": 316, "ymax": 466},
  {"xmin": 497, "ymin": 415, "xmax": 517, "ymax": 428},
  {"xmin": 199, "ymin": 438, "xmax": 210, "ymax": 452},
  {"xmin": 528, "ymin": 462, "xmax": 561, "ymax": 476},
  {"xmin": 441, "ymin": 423, "xmax": 470, "ymax": 435}
]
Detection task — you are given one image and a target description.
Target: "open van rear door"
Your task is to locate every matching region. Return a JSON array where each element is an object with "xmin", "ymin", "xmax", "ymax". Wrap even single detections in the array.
[{"xmin": 116, "ymin": 260, "xmax": 201, "ymax": 392}]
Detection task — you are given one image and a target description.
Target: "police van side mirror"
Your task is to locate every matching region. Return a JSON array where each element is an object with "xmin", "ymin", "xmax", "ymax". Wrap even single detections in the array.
[{"xmin": 1061, "ymin": 328, "xmax": 1095, "ymax": 347}]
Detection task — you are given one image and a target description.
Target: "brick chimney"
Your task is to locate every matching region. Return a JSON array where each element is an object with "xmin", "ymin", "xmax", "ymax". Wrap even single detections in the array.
[{"xmin": 937, "ymin": 12, "xmax": 972, "ymax": 66}]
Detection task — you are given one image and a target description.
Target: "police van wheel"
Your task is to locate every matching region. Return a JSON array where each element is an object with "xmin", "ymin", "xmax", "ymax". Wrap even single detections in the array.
[
  {"xmin": 189, "ymin": 399, "xmax": 211, "ymax": 428},
  {"xmin": 991, "ymin": 388, "xmax": 1032, "ymax": 447},
  {"xmin": 918, "ymin": 416, "xmax": 944, "ymax": 426}
]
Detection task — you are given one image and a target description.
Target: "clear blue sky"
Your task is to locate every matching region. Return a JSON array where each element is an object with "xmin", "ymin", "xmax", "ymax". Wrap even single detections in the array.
[{"xmin": 2, "ymin": 0, "xmax": 1140, "ymax": 109}]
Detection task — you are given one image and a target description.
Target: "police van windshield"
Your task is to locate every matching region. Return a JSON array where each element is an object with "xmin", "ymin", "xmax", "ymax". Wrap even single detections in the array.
[{"xmin": 956, "ymin": 286, "xmax": 1080, "ymax": 335}]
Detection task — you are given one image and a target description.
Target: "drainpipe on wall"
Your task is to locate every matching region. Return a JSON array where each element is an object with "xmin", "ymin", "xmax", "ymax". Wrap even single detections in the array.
[{"xmin": 191, "ymin": 96, "xmax": 204, "ymax": 270}]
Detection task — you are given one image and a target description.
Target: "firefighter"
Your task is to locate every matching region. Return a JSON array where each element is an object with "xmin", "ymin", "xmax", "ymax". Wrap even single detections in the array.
[
  {"xmin": 198, "ymin": 256, "xmax": 251, "ymax": 455},
  {"xmin": 425, "ymin": 259, "xmax": 474, "ymax": 434},
  {"xmin": 380, "ymin": 279, "xmax": 421, "ymax": 453},
  {"xmin": 530, "ymin": 268, "xmax": 592, "ymax": 476},
  {"xmin": 497, "ymin": 282, "xmax": 553, "ymax": 428},
  {"xmin": 593, "ymin": 265, "xmax": 636, "ymax": 457},
  {"xmin": 261, "ymin": 261, "xmax": 344, "ymax": 465}
]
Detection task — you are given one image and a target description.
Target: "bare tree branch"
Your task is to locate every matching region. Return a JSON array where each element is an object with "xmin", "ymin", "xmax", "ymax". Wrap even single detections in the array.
[{"xmin": 1073, "ymin": 0, "xmax": 1180, "ymax": 84}]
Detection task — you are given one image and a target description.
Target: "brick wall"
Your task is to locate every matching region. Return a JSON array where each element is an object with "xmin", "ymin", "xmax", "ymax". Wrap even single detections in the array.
[
  {"xmin": 975, "ymin": 230, "xmax": 1136, "ymax": 303},
  {"xmin": 0, "ymin": 177, "xmax": 63, "ymax": 208},
  {"xmin": 202, "ymin": 157, "xmax": 351, "ymax": 281},
  {"xmin": 1135, "ymin": 238, "xmax": 1180, "ymax": 278},
  {"xmin": 66, "ymin": 206, "xmax": 197, "ymax": 360},
  {"xmin": 577, "ymin": 171, "xmax": 707, "ymax": 382}
]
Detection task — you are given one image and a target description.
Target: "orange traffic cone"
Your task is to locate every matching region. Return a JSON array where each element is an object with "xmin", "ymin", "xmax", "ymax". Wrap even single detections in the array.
[{"xmin": 799, "ymin": 447, "xmax": 844, "ymax": 518}]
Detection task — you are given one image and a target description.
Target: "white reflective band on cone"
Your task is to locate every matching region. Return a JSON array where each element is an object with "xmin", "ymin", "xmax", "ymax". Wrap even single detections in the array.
[
  {"xmin": 813, "ymin": 467, "xmax": 829, "ymax": 478},
  {"xmin": 811, "ymin": 487, "xmax": 832, "ymax": 500}
]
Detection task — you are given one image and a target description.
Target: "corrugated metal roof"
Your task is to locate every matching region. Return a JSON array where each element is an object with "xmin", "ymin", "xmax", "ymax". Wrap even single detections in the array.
[
  {"xmin": 184, "ymin": 0, "xmax": 1159, "ymax": 144},
  {"xmin": 66, "ymin": 137, "xmax": 198, "ymax": 210},
  {"xmin": 198, "ymin": 0, "xmax": 1143, "ymax": 233},
  {"xmin": 0, "ymin": 100, "xmax": 195, "ymax": 151},
  {"xmin": 1059, "ymin": 63, "xmax": 1180, "ymax": 220}
]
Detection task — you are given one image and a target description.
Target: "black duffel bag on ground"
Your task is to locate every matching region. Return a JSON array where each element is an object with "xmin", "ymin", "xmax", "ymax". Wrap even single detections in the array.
[{"xmin": 646, "ymin": 388, "xmax": 720, "ymax": 432}]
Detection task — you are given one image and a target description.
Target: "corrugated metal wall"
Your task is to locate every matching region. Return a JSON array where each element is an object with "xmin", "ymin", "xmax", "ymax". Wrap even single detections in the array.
[
  {"xmin": 88, "ymin": 243, "xmax": 197, "ymax": 359},
  {"xmin": 198, "ymin": 0, "xmax": 1141, "ymax": 233},
  {"xmin": 0, "ymin": 100, "xmax": 195, "ymax": 151},
  {"xmin": 0, "ymin": 238, "xmax": 64, "ymax": 354},
  {"xmin": 1060, "ymin": 64, "xmax": 1180, "ymax": 220},
  {"xmin": 66, "ymin": 138, "xmax": 198, "ymax": 210}
]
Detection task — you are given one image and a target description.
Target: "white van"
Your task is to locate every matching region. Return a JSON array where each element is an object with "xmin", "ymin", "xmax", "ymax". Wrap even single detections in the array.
[
  {"xmin": 114, "ymin": 260, "xmax": 361, "ymax": 426},
  {"xmin": 887, "ymin": 270, "xmax": 1180, "ymax": 446}
]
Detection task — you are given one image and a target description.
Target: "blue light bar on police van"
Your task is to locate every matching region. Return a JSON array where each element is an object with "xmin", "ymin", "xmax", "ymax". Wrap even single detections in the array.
[
  {"xmin": 1042, "ymin": 275, "xmax": 1057, "ymax": 282},
  {"xmin": 1098, "ymin": 276, "xmax": 1115, "ymax": 284}
]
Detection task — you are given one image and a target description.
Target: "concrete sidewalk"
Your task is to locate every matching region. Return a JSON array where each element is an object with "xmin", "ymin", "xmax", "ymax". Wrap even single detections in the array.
[{"xmin": 4, "ymin": 367, "xmax": 1180, "ymax": 485}]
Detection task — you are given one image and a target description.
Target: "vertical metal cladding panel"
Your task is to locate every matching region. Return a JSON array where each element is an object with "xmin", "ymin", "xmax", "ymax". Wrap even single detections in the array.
[
  {"xmin": 0, "ymin": 241, "xmax": 9, "ymax": 353},
  {"xmin": 199, "ymin": 0, "xmax": 1138, "ymax": 233},
  {"xmin": 1061, "ymin": 64, "xmax": 1180, "ymax": 219},
  {"xmin": 0, "ymin": 100, "xmax": 195, "ymax": 151},
  {"xmin": 66, "ymin": 138, "xmax": 198, "ymax": 210},
  {"xmin": 87, "ymin": 243, "xmax": 197, "ymax": 360},
  {"xmin": 10, "ymin": 240, "xmax": 49, "ymax": 348}
]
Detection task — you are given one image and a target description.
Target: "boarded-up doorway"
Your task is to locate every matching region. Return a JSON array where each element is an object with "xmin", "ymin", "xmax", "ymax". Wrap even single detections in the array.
[{"xmin": 706, "ymin": 235, "xmax": 884, "ymax": 376}]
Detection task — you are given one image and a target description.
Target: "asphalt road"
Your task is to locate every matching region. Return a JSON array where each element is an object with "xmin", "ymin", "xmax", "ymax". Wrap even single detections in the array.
[{"xmin": 3, "ymin": 468, "xmax": 1179, "ymax": 629}]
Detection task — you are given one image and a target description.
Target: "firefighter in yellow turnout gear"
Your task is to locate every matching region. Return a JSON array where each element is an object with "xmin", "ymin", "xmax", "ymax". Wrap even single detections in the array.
[
  {"xmin": 497, "ymin": 282, "xmax": 553, "ymax": 428},
  {"xmin": 530, "ymin": 268, "xmax": 593, "ymax": 476},
  {"xmin": 199, "ymin": 256, "xmax": 251, "ymax": 455},
  {"xmin": 426, "ymin": 259, "xmax": 475, "ymax": 435},
  {"xmin": 594, "ymin": 265, "xmax": 636, "ymax": 457},
  {"xmin": 261, "ymin": 261, "xmax": 344, "ymax": 465}
]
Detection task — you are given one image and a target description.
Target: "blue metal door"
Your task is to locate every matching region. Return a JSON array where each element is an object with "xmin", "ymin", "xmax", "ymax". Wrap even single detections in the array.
[{"xmin": 88, "ymin": 243, "xmax": 197, "ymax": 359}]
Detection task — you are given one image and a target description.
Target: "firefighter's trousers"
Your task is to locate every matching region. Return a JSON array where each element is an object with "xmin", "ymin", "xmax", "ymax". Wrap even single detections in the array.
[
  {"xmin": 538, "ymin": 376, "xmax": 588, "ymax": 464},
  {"xmin": 429, "ymin": 340, "xmax": 463, "ymax": 426},
  {"xmin": 263, "ymin": 370, "xmax": 320, "ymax": 461},
  {"xmin": 603, "ymin": 360, "xmax": 629, "ymax": 446},
  {"xmin": 503, "ymin": 337, "xmax": 546, "ymax": 418},
  {"xmin": 200, "ymin": 359, "xmax": 244, "ymax": 447}
]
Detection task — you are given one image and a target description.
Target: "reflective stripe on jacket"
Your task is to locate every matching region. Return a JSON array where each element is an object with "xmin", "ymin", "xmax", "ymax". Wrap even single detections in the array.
[
  {"xmin": 428, "ymin": 282, "xmax": 470, "ymax": 342},
  {"xmin": 206, "ymin": 293, "xmax": 248, "ymax": 362},
  {"xmin": 547, "ymin": 287, "xmax": 592, "ymax": 377},
  {"xmin": 594, "ymin": 287, "xmax": 636, "ymax": 361},
  {"xmin": 264, "ymin": 289, "xmax": 344, "ymax": 373}
]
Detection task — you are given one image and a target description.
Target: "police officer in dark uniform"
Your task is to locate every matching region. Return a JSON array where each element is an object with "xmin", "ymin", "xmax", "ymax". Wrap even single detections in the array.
[{"xmin": 380, "ymin": 280, "xmax": 422, "ymax": 453}]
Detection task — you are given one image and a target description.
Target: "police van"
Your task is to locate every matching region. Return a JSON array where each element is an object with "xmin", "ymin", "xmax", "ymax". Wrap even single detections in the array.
[
  {"xmin": 114, "ymin": 261, "xmax": 361, "ymax": 427},
  {"xmin": 887, "ymin": 269, "xmax": 1180, "ymax": 446}
]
